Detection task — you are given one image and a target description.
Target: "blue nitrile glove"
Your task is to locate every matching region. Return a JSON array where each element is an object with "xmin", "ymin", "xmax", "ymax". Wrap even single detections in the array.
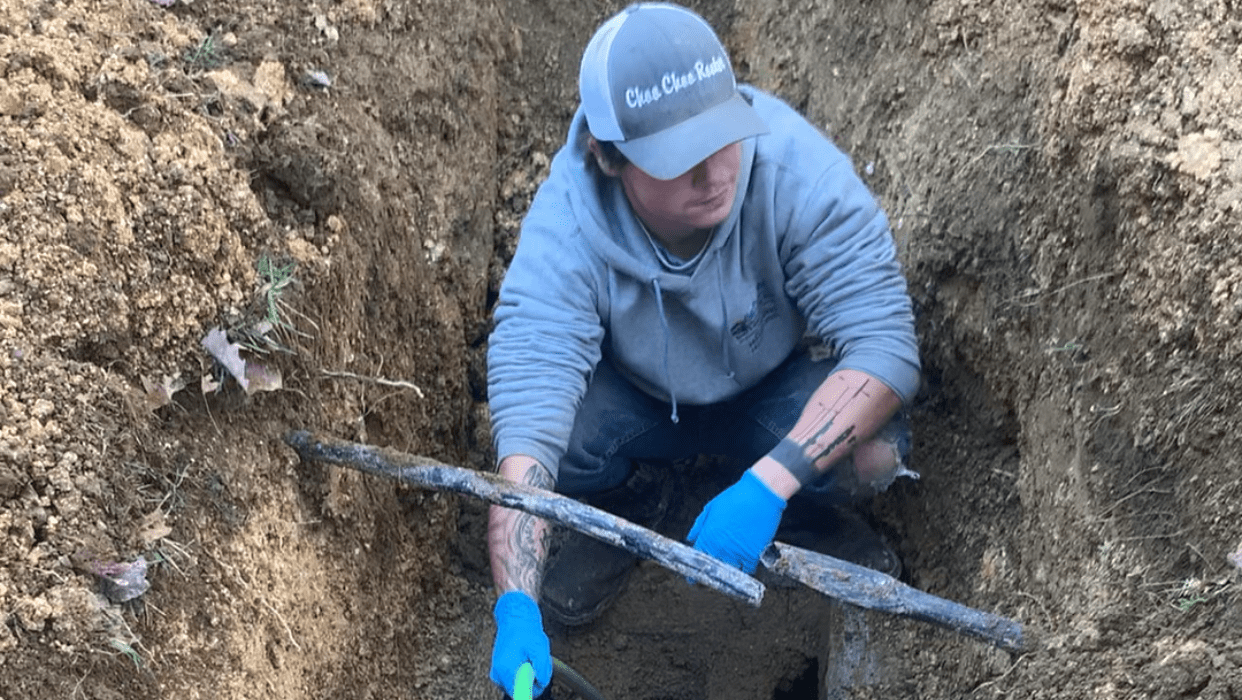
[
  {"xmin": 687, "ymin": 469, "xmax": 787, "ymax": 574},
  {"xmin": 490, "ymin": 591, "xmax": 553, "ymax": 698}
]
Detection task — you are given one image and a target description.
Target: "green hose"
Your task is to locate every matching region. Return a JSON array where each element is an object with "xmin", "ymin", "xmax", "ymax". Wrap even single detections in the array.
[
  {"xmin": 553, "ymin": 657, "xmax": 608, "ymax": 700},
  {"xmin": 513, "ymin": 662, "xmax": 535, "ymax": 700},
  {"xmin": 511, "ymin": 658, "xmax": 607, "ymax": 700}
]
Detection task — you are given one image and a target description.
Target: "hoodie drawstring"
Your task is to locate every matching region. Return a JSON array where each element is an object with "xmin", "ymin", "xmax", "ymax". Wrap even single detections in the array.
[
  {"xmin": 651, "ymin": 279, "xmax": 679, "ymax": 424},
  {"xmin": 715, "ymin": 261, "xmax": 735, "ymax": 381}
]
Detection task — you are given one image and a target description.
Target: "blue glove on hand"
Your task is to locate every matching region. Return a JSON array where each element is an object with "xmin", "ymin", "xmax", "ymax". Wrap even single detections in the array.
[
  {"xmin": 490, "ymin": 591, "xmax": 553, "ymax": 698},
  {"xmin": 687, "ymin": 469, "xmax": 787, "ymax": 574}
]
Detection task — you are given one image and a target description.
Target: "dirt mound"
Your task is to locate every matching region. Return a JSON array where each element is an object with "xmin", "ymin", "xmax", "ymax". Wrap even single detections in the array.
[{"xmin": 1, "ymin": 0, "xmax": 1239, "ymax": 698}]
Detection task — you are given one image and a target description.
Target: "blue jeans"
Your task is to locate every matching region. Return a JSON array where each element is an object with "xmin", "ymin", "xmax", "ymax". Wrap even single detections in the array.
[{"xmin": 556, "ymin": 349, "xmax": 913, "ymax": 508}]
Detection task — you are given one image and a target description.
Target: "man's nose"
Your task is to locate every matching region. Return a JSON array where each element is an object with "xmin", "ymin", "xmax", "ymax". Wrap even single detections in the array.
[{"xmin": 691, "ymin": 151, "xmax": 726, "ymax": 187}]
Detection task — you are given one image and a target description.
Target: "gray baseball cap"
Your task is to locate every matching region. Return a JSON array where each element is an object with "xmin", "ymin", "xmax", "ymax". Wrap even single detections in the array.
[{"xmin": 579, "ymin": 3, "xmax": 769, "ymax": 180}]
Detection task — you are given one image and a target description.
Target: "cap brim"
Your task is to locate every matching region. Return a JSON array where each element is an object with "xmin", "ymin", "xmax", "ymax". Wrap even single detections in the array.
[{"xmin": 616, "ymin": 93, "xmax": 769, "ymax": 180}]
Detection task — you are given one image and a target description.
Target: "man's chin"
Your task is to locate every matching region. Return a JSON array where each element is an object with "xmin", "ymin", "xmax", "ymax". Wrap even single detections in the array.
[{"xmin": 693, "ymin": 202, "xmax": 734, "ymax": 230}]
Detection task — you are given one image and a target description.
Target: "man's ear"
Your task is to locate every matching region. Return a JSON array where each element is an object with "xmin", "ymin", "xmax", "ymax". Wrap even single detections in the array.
[{"xmin": 588, "ymin": 137, "xmax": 623, "ymax": 177}]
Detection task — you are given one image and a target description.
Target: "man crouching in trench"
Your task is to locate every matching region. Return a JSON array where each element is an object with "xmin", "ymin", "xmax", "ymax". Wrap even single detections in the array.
[{"xmin": 484, "ymin": 3, "xmax": 921, "ymax": 696}]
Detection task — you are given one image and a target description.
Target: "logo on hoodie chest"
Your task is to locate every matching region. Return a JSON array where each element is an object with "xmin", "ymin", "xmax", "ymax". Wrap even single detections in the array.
[{"xmin": 729, "ymin": 282, "xmax": 779, "ymax": 352}]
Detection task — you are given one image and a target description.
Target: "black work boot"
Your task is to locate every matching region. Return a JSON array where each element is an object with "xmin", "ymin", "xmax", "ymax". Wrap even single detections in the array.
[
  {"xmin": 541, "ymin": 461, "xmax": 677, "ymax": 627},
  {"xmin": 776, "ymin": 503, "xmax": 902, "ymax": 579}
]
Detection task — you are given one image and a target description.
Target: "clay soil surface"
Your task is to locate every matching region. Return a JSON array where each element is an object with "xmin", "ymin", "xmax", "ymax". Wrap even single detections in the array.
[{"xmin": 2, "ymin": 0, "xmax": 1241, "ymax": 698}]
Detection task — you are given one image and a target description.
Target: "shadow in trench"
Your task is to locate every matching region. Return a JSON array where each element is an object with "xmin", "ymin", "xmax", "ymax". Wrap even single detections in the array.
[{"xmin": 774, "ymin": 655, "xmax": 820, "ymax": 700}]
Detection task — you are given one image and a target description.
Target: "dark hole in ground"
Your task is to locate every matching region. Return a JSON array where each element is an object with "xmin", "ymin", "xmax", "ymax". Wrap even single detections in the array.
[{"xmin": 773, "ymin": 656, "xmax": 818, "ymax": 700}]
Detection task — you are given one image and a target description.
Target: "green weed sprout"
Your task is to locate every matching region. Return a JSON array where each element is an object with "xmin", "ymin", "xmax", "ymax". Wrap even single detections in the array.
[
  {"xmin": 183, "ymin": 32, "xmax": 226, "ymax": 72},
  {"xmin": 109, "ymin": 638, "xmax": 143, "ymax": 669},
  {"xmin": 1175, "ymin": 594, "xmax": 1209, "ymax": 612},
  {"xmin": 229, "ymin": 255, "xmax": 299, "ymax": 353},
  {"xmin": 257, "ymin": 255, "xmax": 297, "ymax": 328},
  {"xmin": 1171, "ymin": 577, "xmax": 1228, "ymax": 612}
]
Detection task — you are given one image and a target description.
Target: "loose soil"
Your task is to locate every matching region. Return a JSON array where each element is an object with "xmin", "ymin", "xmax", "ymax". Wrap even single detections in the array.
[{"xmin": 1, "ymin": 0, "xmax": 1240, "ymax": 698}]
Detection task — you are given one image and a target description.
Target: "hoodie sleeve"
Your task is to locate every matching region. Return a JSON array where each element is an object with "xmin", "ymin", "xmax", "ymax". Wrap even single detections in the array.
[
  {"xmin": 778, "ymin": 144, "xmax": 921, "ymax": 405},
  {"xmin": 487, "ymin": 173, "xmax": 605, "ymax": 479}
]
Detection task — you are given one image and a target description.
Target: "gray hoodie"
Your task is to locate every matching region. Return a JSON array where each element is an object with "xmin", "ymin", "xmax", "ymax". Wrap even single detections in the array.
[{"xmin": 488, "ymin": 86, "xmax": 920, "ymax": 477}]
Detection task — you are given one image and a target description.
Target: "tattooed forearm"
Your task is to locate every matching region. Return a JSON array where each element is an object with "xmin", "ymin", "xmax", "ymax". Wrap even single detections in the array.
[
  {"xmin": 488, "ymin": 457, "xmax": 555, "ymax": 597},
  {"xmin": 787, "ymin": 376, "xmax": 871, "ymax": 456},
  {"xmin": 765, "ymin": 371, "xmax": 899, "ymax": 489},
  {"xmin": 496, "ymin": 510, "xmax": 551, "ymax": 594},
  {"xmin": 804, "ymin": 422, "xmax": 856, "ymax": 469},
  {"xmin": 772, "ymin": 376, "xmax": 870, "ymax": 480}
]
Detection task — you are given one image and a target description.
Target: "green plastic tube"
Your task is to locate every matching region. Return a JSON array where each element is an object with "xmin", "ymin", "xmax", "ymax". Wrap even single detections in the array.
[{"xmin": 513, "ymin": 661, "xmax": 535, "ymax": 700}]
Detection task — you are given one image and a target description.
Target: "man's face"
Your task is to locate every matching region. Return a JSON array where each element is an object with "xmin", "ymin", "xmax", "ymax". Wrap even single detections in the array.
[{"xmin": 620, "ymin": 142, "xmax": 742, "ymax": 249}]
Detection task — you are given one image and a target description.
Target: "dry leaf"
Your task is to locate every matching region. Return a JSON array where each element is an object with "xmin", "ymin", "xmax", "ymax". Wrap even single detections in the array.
[
  {"xmin": 140, "ymin": 374, "xmax": 185, "ymax": 412},
  {"xmin": 244, "ymin": 361, "xmax": 282, "ymax": 394},
  {"xmin": 201, "ymin": 327, "xmax": 249, "ymax": 390},
  {"xmin": 201, "ymin": 373, "xmax": 221, "ymax": 394},
  {"xmin": 137, "ymin": 511, "xmax": 173, "ymax": 547}
]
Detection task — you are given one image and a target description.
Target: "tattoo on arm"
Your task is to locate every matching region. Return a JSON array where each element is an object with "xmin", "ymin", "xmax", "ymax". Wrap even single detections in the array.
[
  {"xmin": 770, "ymin": 424, "xmax": 854, "ymax": 486},
  {"xmin": 772, "ymin": 378, "xmax": 873, "ymax": 483},
  {"xmin": 489, "ymin": 461, "xmax": 555, "ymax": 596},
  {"xmin": 503, "ymin": 511, "xmax": 549, "ymax": 594},
  {"xmin": 521, "ymin": 463, "xmax": 555, "ymax": 491}
]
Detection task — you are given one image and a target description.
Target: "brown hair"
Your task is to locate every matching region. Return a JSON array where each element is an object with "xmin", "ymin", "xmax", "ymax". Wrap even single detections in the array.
[{"xmin": 584, "ymin": 118, "xmax": 630, "ymax": 174}]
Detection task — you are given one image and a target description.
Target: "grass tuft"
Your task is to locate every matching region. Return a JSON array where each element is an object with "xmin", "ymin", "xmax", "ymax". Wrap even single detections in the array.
[
  {"xmin": 109, "ymin": 638, "xmax": 143, "ymax": 669},
  {"xmin": 182, "ymin": 32, "xmax": 227, "ymax": 72},
  {"xmin": 229, "ymin": 253, "xmax": 314, "ymax": 355}
]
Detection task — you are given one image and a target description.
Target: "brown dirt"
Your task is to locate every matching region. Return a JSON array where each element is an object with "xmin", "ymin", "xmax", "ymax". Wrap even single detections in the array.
[{"xmin": 1, "ymin": 0, "xmax": 1240, "ymax": 698}]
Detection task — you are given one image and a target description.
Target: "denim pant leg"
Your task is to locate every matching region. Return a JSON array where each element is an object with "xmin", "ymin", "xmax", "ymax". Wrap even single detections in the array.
[
  {"xmin": 726, "ymin": 349, "xmax": 914, "ymax": 507},
  {"xmin": 556, "ymin": 359, "xmax": 700, "ymax": 498}
]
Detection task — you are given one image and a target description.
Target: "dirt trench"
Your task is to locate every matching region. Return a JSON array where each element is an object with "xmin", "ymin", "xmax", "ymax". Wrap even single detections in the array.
[{"xmin": 1, "ymin": 0, "xmax": 1240, "ymax": 698}]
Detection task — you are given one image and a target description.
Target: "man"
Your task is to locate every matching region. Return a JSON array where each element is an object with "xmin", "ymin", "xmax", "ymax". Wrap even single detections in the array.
[{"xmin": 486, "ymin": 3, "xmax": 920, "ymax": 696}]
